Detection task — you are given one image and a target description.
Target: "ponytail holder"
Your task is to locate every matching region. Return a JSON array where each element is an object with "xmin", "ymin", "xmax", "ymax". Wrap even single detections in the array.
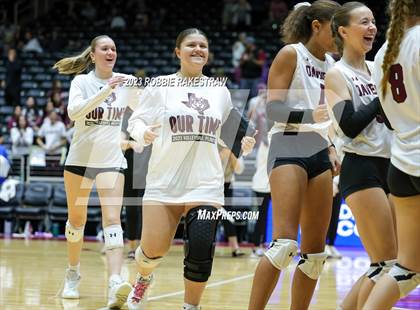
[{"xmin": 294, "ymin": 2, "xmax": 311, "ymax": 10}]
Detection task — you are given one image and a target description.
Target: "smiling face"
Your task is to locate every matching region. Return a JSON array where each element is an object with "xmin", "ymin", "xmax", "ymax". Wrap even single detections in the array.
[
  {"xmin": 175, "ymin": 33, "xmax": 209, "ymax": 73},
  {"xmin": 339, "ymin": 6, "xmax": 377, "ymax": 54},
  {"xmin": 90, "ymin": 37, "xmax": 117, "ymax": 73}
]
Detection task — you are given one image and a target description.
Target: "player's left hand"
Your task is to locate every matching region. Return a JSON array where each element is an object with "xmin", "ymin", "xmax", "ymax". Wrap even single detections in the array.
[{"xmin": 328, "ymin": 146, "xmax": 341, "ymax": 176}]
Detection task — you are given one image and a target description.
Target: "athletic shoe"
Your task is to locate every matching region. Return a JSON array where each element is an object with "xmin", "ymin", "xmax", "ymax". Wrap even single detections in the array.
[
  {"xmin": 107, "ymin": 278, "xmax": 132, "ymax": 309},
  {"xmin": 183, "ymin": 303, "xmax": 202, "ymax": 309},
  {"xmin": 127, "ymin": 273, "xmax": 153, "ymax": 310},
  {"xmin": 127, "ymin": 250, "xmax": 136, "ymax": 260},
  {"xmin": 62, "ymin": 269, "xmax": 81, "ymax": 299},
  {"xmin": 232, "ymin": 249, "xmax": 245, "ymax": 257}
]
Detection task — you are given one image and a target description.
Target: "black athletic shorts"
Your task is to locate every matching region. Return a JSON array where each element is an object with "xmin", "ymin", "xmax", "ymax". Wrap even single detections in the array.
[
  {"xmin": 388, "ymin": 163, "xmax": 420, "ymax": 197},
  {"xmin": 268, "ymin": 132, "xmax": 332, "ymax": 179},
  {"xmin": 64, "ymin": 165, "xmax": 125, "ymax": 180},
  {"xmin": 340, "ymin": 152, "xmax": 390, "ymax": 199}
]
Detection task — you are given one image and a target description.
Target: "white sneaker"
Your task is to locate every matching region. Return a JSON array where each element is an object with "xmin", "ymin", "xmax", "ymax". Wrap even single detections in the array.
[
  {"xmin": 183, "ymin": 303, "xmax": 202, "ymax": 309},
  {"xmin": 127, "ymin": 274, "xmax": 153, "ymax": 310},
  {"xmin": 62, "ymin": 269, "xmax": 81, "ymax": 299},
  {"xmin": 107, "ymin": 279, "xmax": 132, "ymax": 309}
]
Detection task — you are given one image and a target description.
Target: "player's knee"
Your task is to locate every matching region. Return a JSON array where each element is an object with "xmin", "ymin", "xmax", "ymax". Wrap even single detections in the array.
[
  {"xmin": 103, "ymin": 224, "xmax": 124, "ymax": 250},
  {"xmin": 183, "ymin": 206, "xmax": 218, "ymax": 282},
  {"xmin": 264, "ymin": 239, "xmax": 298, "ymax": 270},
  {"xmin": 65, "ymin": 220, "xmax": 85, "ymax": 243},
  {"xmin": 388, "ymin": 263, "xmax": 420, "ymax": 298},
  {"xmin": 135, "ymin": 246, "xmax": 163, "ymax": 269},
  {"xmin": 297, "ymin": 252, "xmax": 328, "ymax": 280},
  {"xmin": 366, "ymin": 259, "xmax": 396, "ymax": 282}
]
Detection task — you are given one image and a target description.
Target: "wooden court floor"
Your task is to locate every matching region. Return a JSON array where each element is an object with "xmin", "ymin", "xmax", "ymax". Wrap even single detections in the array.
[{"xmin": 1, "ymin": 239, "xmax": 419, "ymax": 309}]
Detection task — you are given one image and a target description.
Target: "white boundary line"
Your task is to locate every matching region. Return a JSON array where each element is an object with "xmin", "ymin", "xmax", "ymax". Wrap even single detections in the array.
[{"xmin": 148, "ymin": 273, "xmax": 254, "ymax": 301}]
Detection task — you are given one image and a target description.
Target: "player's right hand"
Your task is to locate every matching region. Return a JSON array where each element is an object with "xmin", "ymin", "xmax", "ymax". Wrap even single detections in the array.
[
  {"xmin": 312, "ymin": 105, "xmax": 330, "ymax": 123},
  {"xmin": 144, "ymin": 124, "xmax": 161, "ymax": 144},
  {"xmin": 108, "ymin": 76, "xmax": 127, "ymax": 89}
]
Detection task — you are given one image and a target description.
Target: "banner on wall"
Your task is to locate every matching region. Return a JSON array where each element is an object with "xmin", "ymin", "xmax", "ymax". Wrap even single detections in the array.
[{"xmin": 265, "ymin": 200, "xmax": 362, "ymax": 247}]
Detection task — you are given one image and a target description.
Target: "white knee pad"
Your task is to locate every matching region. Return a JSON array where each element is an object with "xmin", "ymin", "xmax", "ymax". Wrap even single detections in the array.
[
  {"xmin": 264, "ymin": 239, "xmax": 298, "ymax": 270},
  {"xmin": 388, "ymin": 263, "xmax": 420, "ymax": 298},
  {"xmin": 135, "ymin": 247, "xmax": 163, "ymax": 269},
  {"xmin": 65, "ymin": 220, "xmax": 84, "ymax": 243},
  {"xmin": 297, "ymin": 252, "xmax": 328, "ymax": 280},
  {"xmin": 103, "ymin": 224, "xmax": 124, "ymax": 250},
  {"xmin": 366, "ymin": 259, "xmax": 396, "ymax": 282}
]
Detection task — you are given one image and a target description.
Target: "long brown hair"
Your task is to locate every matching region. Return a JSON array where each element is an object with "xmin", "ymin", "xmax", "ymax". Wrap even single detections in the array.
[
  {"xmin": 331, "ymin": 2, "xmax": 367, "ymax": 55},
  {"xmin": 53, "ymin": 35, "xmax": 113, "ymax": 75},
  {"xmin": 281, "ymin": 0, "xmax": 341, "ymax": 44},
  {"xmin": 381, "ymin": 0, "xmax": 419, "ymax": 98}
]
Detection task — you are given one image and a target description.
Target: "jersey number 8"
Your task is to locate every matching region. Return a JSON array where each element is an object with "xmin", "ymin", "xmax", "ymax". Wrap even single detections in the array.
[{"xmin": 388, "ymin": 64, "xmax": 407, "ymax": 103}]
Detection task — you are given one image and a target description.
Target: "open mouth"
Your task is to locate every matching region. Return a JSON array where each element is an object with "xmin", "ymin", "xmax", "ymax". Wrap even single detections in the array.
[{"xmin": 363, "ymin": 36, "xmax": 374, "ymax": 44}]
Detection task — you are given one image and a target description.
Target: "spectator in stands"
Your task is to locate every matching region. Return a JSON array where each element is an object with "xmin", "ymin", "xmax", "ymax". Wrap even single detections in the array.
[
  {"xmin": 0, "ymin": 132, "xmax": 10, "ymax": 186},
  {"xmin": 4, "ymin": 48, "xmax": 22, "ymax": 106},
  {"xmin": 268, "ymin": 0, "xmax": 289, "ymax": 26},
  {"xmin": 232, "ymin": 32, "xmax": 247, "ymax": 68},
  {"xmin": 239, "ymin": 37, "xmax": 264, "ymax": 98},
  {"xmin": 50, "ymin": 91, "xmax": 70, "ymax": 126},
  {"xmin": 22, "ymin": 31, "xmax": 43, "ymax": 54},
  {"xmin": 11, "ymin": 115, "xmax": 33, "ymax": 181},
  {"xmin": 232, "ymin": 0, "xmax": 252, "ymax": 28},
  {"xmin": 110, "ymin": 8, "xmax": 127, "ymax": 30},
  {"xmin": 80, "ymin": 1, "xmax": 97, "ymax": 21},
  {"xmin": 222, "ymin": 0, "xmax": 237, "ymax": 26},
  {"xmin": 36, "ymin": 109, "xmax": 66, "ymax": 156},
  {"xmin": 11, "ymin": 115, "xmax": 34, "ymax": 157},
  {"xmin": 219, "ymin": 145, "xmax": 246, "ymax": 257},
  {"xmin": 7, "ymin": 105, "xmax": 22, "ymax": 130},
  {"xmin": 22, "ymin": 96, "xmax": 42, "ymax": 131},
  {"xmin": 42, "ymin": 99, "xmax": 54, "ymax": 123}
]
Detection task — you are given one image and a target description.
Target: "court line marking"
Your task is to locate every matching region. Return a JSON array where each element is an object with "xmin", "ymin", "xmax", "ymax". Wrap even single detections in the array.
[{"xmin": 148, "ymin": 273, "xmax": 254, "ymax": 301}]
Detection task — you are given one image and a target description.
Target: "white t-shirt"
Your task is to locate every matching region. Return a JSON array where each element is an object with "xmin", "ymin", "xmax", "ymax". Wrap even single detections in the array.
[
  {"xmin": 11, "ymin": 127, "xmax": 34, "ymax": 156},
  {"xmin": 270, "ymin": 42, "xmax": 335, "ymax": 140},
  {"xmin": 128, "ymin": 74, "xmax": 233, "ymax": 205},
  {"xmin": 65, "ymin": 71, "xmax": 139, "ymax": 168},
  {"xmin": 373, "ymin": 25, "xmax": 420, "ymax": 176},
  {"xmin": 332, "ymin": 60, "xmax": 391, "ymax": 158},
  {"xmin": 38, "ymin": 120, "xmax": 66, "ymax": 155}
]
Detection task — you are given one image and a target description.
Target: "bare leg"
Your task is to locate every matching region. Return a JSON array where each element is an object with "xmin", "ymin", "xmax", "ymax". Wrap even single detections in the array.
[
  {"xmin": 248, "ymin": 165, "xmax": 307, "ymax": 310},
  {"xmin": 96, "ymin": 171, "xmax": 125, "ymax": 277},
  {"xmin": 64, "ymin": 170, "xmax": 93, "ymax": 267},
  {"xmin": 343, "ymin": 188, "xmax": 397, "ymax": 309},
  {"xmin": 291, "ymin": 169, "xmax": 332, "ymax": 310},
  {"xmin": 363, "ymin": 194, "xmax": 420, "ymax": 310}
]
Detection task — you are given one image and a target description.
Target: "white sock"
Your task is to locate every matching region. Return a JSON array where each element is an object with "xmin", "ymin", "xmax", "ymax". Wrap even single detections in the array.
[
  {"xmin": 183, "ymin": 303, "xmax": 201, "ymax": 310},
  {"xmin": 68, "ymin": 263, "xmax": 80, "ymax": 273},
  {"xmin": 109, "ymin": 274, "xmax": 123, "ymax": 285}
]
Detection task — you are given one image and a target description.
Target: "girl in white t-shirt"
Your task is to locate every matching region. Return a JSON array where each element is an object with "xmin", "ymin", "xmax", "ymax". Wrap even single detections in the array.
[
  {"xmin": 53, "ymin": 35, "xmax": 139, "ymax": 309},
  {"xmin": 126, "ymin": 28, "xmax": 256, "ymax": 310}
]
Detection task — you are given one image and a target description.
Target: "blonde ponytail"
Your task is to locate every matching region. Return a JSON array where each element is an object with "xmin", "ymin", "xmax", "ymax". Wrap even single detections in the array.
[{"xmin": 53, "ymin": 35, "xmax": 112, "ymax": 75}]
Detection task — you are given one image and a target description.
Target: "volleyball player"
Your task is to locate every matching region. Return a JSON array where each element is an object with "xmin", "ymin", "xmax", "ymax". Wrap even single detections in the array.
[
  {"xmin": 325, "ymin": 3, "xmax": 398, "ymax": 308},
  {"xmin": 126, "ymin": 28, "xmax": 256, "ymax": 310},
  {"xmin": 53, "ymin": 35, "xmax": 138, "ymax": 309},
  {"xmin": 248, "ymin": 1, "xmax": 341, "ymax": 309},
  {"xmin": 363, "ymin": 0, "xmax": 420, "ymax": 308}
]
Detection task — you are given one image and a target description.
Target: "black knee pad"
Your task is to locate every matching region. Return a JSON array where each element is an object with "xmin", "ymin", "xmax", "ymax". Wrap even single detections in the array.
[{"xmin": 183, "ymin": 205, "xmax": 218, "ymax": 282}]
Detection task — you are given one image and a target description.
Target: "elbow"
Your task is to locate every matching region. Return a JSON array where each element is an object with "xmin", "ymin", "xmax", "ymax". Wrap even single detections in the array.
[
  {"xmin": 265, "ymin": 102, "xmax": 276, "ymax": 122},
  {"xmin": 339, "ymin": 123, "xmax": 359, "ymax": 139}
]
